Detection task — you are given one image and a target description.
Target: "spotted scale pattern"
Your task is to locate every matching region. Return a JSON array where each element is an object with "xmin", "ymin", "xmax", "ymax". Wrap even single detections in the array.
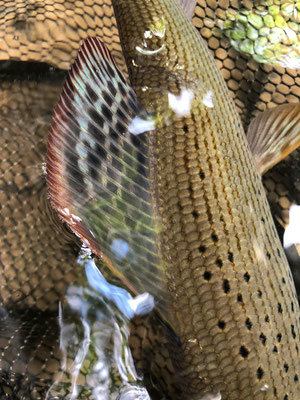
[
  {"xmin": 112, "ymin": 0, "xmax": 300, "ymax": 398},
  {"xmin": 0, "ymin": 0, "xmax": 300, "ymax": 399},
  {"xmin": 0, "ymin": 0, "xmax": 300, "ymax": 236}
]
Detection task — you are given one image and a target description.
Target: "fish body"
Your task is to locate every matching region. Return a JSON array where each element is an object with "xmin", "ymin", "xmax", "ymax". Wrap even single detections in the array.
[
  {"xmin": 46, "ymin": 0, "xmax": 300, "ymax": 399},
  {"xmin": 109, "ymin": 1, "xmax": 300, "ymax": 397},
  {"xmin": 0, "ymin": 1, "xmax": 299, "ymax": 399}
]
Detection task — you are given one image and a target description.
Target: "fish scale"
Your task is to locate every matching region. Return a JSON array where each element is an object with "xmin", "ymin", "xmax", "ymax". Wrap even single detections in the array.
[
  {"xmin": 0, "ymin": 1, "xmax": 300, "ymax": 399},
  {"xmin": 1, "ymin": 1, "xmax": 300, "ymax": 232},
  {"xmin": 109, "ymin": 0, "xmax": 300, "ymax": 398}
]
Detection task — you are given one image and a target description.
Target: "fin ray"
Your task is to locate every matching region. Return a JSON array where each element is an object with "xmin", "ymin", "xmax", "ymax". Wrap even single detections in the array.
[
  {"xmin": 247, "ymin": 104, "xmax": 300, "ymax": 175},
  {"xmin": 178, "ymin": 0, "xmax": 197, "ymax": 19},
  {"xmin": 47, "ymin": 37, "xmax": 169, "ymax": 314}
]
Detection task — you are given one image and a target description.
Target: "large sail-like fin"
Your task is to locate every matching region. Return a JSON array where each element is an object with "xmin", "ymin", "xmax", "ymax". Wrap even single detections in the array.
[{"xmin": 47, "ymin": 37, "xmax": 168, "ymax": 313}]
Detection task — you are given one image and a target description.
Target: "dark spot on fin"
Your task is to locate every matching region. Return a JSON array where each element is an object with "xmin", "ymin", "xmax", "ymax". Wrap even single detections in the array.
[{"xmin": 86, "ymin": 84, "xmax": 98, "ymax": 103}]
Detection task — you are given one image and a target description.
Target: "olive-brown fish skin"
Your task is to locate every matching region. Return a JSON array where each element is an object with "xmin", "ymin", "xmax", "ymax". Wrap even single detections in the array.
[
  {"xmin": 111, "ymin": 0, "xmax": 300, "ymax": 398},
  {"xmin": 1, "ymin": 2, "xmax": 299, "ymax": 400}
]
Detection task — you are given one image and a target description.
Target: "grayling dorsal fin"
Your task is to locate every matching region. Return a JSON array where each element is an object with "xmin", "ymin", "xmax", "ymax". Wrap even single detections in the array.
[
  {"xmin": 177, "ymin": 0, "xmax": 197, "ymax": 20},
  {"xmin": 47, "ymin": 37, "xmax": 170, "ymax": 317},
  {"xmin": 247, "ymin": 103, "xmax": 300, "ymax": 175}
]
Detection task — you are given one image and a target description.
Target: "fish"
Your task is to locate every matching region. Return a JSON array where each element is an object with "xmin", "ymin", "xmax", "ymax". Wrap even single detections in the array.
[
  {"xmin": 46, "ymin": 0, "xmax": 300, "ymax": 399},
  {"xmin": 1, "ymin": 0, "xmax": 300, "ymax": 230},
  {"xmin": 0, "ymin": 64, "xmax": 176, "ymax": 399},
  {"xmin": 1, "ymin": 1, "xmax": 300, "ymax": 398}
]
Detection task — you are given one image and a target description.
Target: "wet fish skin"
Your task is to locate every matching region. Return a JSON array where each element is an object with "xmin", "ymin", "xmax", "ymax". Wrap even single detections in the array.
[
  {"xmin": 111, "ymin": 0, "xmax": 300, "ymax": 398},
  {"xmin": 0, "ymin": 3, "xmax": 300, "ymax": 400}
]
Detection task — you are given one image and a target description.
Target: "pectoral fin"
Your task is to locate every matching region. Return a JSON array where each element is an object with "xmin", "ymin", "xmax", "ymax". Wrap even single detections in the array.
[
  {"xmin": 47, "ymin": 37, "xmax": 169, "ymax": 315},
  {"xmin": 247, "ymin": 104, "xmax": 300, "ymax": 175},
  {"xmin": 177, "ymin": 0, "xmax": 197, "ymax": 20}
]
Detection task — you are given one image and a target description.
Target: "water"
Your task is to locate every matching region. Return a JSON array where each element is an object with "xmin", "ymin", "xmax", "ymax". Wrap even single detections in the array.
[
  {"xmin": 46, "ymin": 256, "xmax": 151, "ymax": 399},
  {"xmin": 0, "ymin": 1, "xmax": 300, "ymax": 399}
]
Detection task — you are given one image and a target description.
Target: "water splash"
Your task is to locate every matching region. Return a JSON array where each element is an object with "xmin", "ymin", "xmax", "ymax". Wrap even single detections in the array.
[
  {"xmin": 46, "ymin": 256, "xmax": 152, "ymax": 399},
  {"xmin": 85, "ymin": 258, "xmax": 154, "ymax": 319}
]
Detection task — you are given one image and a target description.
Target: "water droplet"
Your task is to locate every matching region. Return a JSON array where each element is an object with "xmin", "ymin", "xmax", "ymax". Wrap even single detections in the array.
[{"xmin": 260, "ymin": 384, "xmax": 269, "ymax": 392}]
